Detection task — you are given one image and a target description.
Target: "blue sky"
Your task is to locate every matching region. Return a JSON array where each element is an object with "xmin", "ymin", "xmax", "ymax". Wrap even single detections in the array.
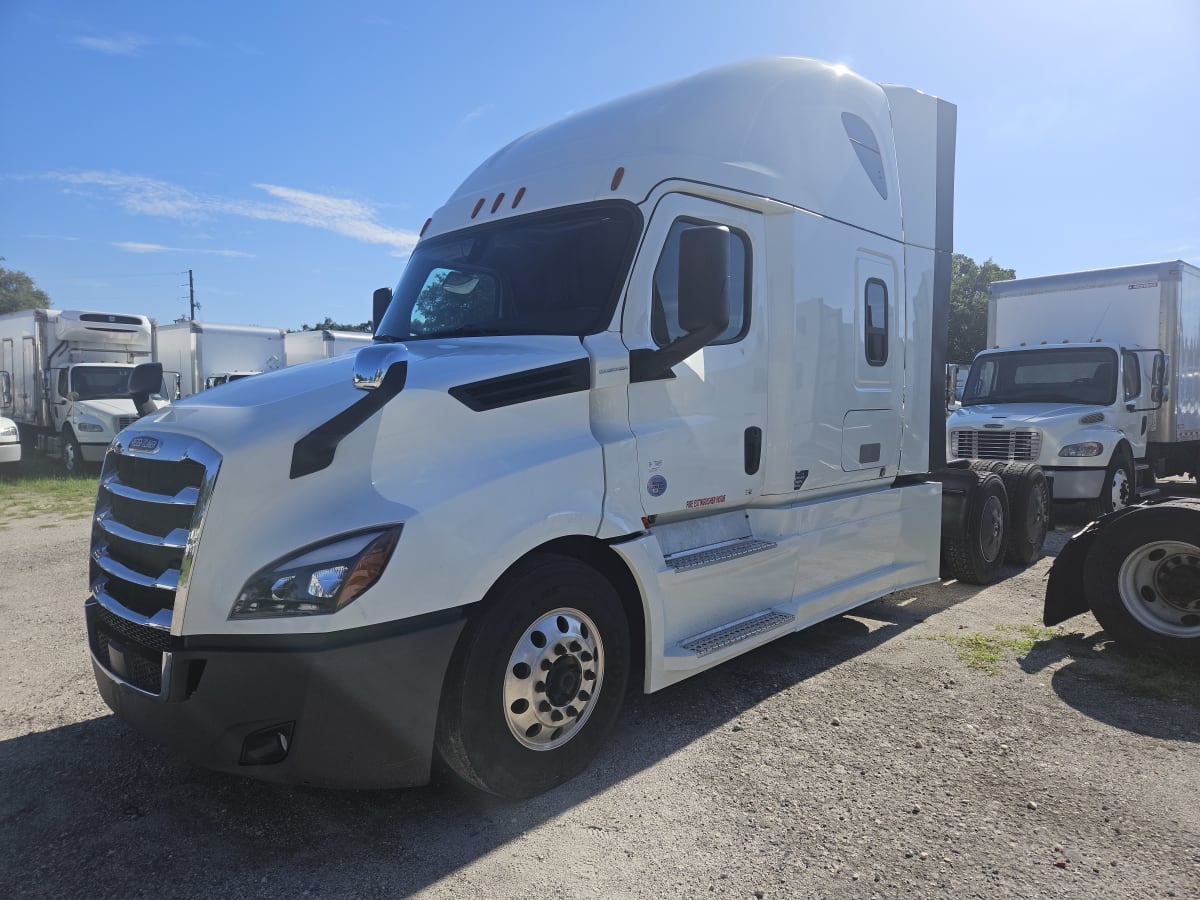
[{"xmin": 2, "ymin": 1, "xmax": 1197, "ymax": 330}]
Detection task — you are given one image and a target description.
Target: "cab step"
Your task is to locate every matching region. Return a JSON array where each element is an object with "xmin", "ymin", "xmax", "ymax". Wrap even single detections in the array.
[
  {"xmin": 678, "ymin": 609, "xmax": 795, "ymax": 656},
  {"xmin": 1135, "ymin": 463, "xmax": 1161, "ymax": 500},
  {"xmin": 665, "ymin": 537, "xmax": 777, "ymax": 572}
]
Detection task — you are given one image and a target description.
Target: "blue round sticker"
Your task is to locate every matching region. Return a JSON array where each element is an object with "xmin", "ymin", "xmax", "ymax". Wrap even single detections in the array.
[{"xmin": 647, "ymin": 474, "xmax": 667, "ymax": 497}]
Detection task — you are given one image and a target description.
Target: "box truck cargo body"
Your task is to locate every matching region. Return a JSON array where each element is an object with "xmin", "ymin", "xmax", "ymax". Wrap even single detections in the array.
[
  {"xmin": 0, "ymin": 308, "xmax": 160, "ymax": 470},
  {"xmin": 949, "ymin": 261, "xmax": 1196, "ymax": 515},
  {"xmin": 156, "ymin": 321, "xmax": 286, "ymax": 397},
  {"xmin": 84, "ymin": 58, "xmax": 1043, "ymax": 797},
  {"xmin": 284, "ymin": 329, "xmax": 372, "ymax": 366}
]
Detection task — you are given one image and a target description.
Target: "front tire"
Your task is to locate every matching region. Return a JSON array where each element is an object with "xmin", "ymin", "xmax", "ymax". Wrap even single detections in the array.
[
  {"xmin": 1086, "ymin": 453, "xmax": 1133, "ymax": 520},
  {"xmin": 62, "ymin": 429, "xmax": 84, "ymax": 474},
  {"xmin": 435, "ymin": 554, "xmax": 630, "ymax": 798},
  {"xmin": 1084, "ymin": 504, "xmax": 1200, "ymax": 662}
]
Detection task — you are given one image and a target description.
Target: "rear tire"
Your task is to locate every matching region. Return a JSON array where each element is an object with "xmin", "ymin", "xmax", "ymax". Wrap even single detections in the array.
[
  {"xmin": 435, "ymin": 553, "xmax": 630, "ymax": 798},
  {"xmin": 1084, "ymin": 504, "xmax": 1200, "ymax": 662},
  {"xmin": 942, "ymin": 472, "xmax": 1010, "ymax": 585},
  {"xmin": 998, "ymin": 463, "xmax": 1049, "ymax": 565}
]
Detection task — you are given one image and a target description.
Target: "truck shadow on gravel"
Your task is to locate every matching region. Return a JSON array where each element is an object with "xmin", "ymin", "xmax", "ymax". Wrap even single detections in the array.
[
  {"xmin": 0, "ymin": 582, "xmax": 980, "ymax": 896},
  {"xmin": 1019, "ymin": 633, "xmax": 1200, "ymax": 743}
]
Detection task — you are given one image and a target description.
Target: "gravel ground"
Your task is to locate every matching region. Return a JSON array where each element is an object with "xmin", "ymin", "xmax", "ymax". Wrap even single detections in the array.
[{"xmin": 0, "ymin": 498, "xmax": 1197, "ymax": 900}]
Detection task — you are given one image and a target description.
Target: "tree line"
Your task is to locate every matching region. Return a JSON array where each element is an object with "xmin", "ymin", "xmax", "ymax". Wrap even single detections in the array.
[{"xmin": 1, "ymin": 254, "xmax": 1013, "ymax": 360}]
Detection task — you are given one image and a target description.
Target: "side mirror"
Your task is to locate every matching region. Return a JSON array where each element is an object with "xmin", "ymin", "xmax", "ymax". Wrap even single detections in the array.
[
  {"xmin": 372, "ymin": 287, "xmax": 393, "ymax": 334},
  {"xmin": 128, "ymin": 362, "xmax": 163, "ymax": 418},
  {"xmin": 677, "ymin": 226, "xmax": 731, "ymax": 334}
]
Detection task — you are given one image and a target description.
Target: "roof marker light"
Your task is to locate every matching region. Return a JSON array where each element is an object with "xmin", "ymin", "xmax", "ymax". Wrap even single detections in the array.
[
  {"xmin": 471, "ymin": 199, "xmax": 485, "ymax": 219},
  {"xmin": 491, "ymin": 193, "xmax": 506, "ymax": 213},
  {"xmin": 512, "ymin": 187, "xmax": 526, "ymax": 209},
  {"xmin": 611, "ymin": 167, "xmax": 625, "ymax": 191}
]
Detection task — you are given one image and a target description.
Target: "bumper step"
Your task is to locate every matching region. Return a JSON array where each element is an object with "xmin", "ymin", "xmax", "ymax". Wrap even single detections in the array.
[
  {"xmin": 666, "ymin": 537, "xmax": 776, "ymax": 572},
  {"xmin": 679, "ymin": 609, "xmax": 795, "ymax": 657}
]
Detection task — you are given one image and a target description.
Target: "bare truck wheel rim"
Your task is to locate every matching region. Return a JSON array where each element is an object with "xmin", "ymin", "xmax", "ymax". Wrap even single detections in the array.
[
  {"xmin": 1117, "ymin": 540, "xmax": 1200, "ymax": 638},
  {"xmin": 503, "ymin": 607, "xmax": 605, "ymax": 751},
  {"xmin": 1110, "ymin": 467, "xmax": 1131, "ymax": 510},
  {"xmin": 978, "ymin": 495, "xmax": 1004, "ymax": 562}
]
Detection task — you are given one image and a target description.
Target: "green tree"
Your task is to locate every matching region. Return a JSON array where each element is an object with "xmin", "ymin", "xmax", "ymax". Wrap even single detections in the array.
[
  {"xmin": 0, "ymin": 259, "xmax": 51, "ymax": 314},
  {"xmin": 298, "ymin": 316, "xmax": 372, "ymax": 332},
  {"xmin": 949, "ymin": 254, "xmax": 1015, "ymax": 362}
]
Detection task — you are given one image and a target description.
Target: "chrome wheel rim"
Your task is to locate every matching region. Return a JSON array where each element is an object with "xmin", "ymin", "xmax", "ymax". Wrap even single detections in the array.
[
  {"xmin": 503, "ymin": 607, "xmax": 604, "ymax": 751},
  {"xmin": 1117, "ymin": 540, "xmax": 1200, "ymax": 638},
  {"xmin": 1110, "ymin": 466, "xmax": 1132, "ymax": 510}
]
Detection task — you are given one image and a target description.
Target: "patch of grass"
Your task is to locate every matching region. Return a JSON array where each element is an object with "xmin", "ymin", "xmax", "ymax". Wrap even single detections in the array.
[
  {"xmin": 928, "ymin": 624, "xmax": 1059, "ymax": 674},
  {"xmin": 0, "ymin": 455, "xmax": 98, "ymax": 523}
]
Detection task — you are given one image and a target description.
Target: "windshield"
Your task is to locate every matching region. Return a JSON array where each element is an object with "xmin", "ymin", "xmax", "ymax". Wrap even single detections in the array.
[
  {"xmin": 70, "ymin": 366, "xmax": 170, "ymax": 402},
  {"xmin": 375, "ymin": 203, "xmax": 640, "ymax": 341},
  {"xmin": 963, "ymin": 346, "xmax": 1119, "ymax": 406}
]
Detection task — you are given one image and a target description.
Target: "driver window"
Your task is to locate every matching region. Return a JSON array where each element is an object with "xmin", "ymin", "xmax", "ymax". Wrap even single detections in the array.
[
  {"xmin": 58, "ymin": 369, "xmax": 70, "ymax": 397},
  {"xmin": 1122, "ymin": 352, "xmax": 1141, "ymax": 401},
  {"xmin": 652, "ymin": 219, "xmax": 749, "ymax": 347}
]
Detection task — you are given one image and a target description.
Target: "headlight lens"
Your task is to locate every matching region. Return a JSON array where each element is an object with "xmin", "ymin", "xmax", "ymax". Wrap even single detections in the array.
[
  {"xmin": 1059, "ymin": 442, "xmax": 1104, "ymax": 458},
  {"xmin": 76, "ymin": 421, "xmax": 105, "ymax": 433},
  {"xmin": 230, "ymin": 526, "xmax": 402, "ymax": 619},
  {"xmin": 0, "ymin": 425, "xmax": 16, "ymax": 439}
]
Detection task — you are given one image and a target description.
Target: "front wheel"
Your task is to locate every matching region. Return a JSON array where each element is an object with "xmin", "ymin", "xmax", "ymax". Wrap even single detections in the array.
[
  {"xmin": 1084, "ymin": 504, "xmax": 1200, "ymax": 662},
  {"xmin": 1086, "ymin": 454, "xmax": 1133, "ymax": 520},
  {"xmin": 435, "ymin": 554, "xmax": 630, "ymax": 798},
  {"xmin": 62, "ymin": 429, "xmax": 84, "ymax": 474}
]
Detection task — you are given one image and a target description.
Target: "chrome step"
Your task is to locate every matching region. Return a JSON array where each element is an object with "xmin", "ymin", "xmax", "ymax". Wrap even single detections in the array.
[
  {"xmin": 666, "ymin": 537, "xmax": 776, "ymax": 572},
  {"xmin": 679, "ymin": 609, "xmax": 795, "ymax": 657}
]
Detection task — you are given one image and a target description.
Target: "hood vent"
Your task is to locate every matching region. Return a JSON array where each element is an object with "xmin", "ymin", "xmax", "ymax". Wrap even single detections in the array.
[{"xmin": 450, "ymin": 359, "xmax": 590, "ymax": 412}]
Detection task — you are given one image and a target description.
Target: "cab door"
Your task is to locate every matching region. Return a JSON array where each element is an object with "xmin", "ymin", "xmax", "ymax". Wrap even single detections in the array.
[{"xmin": 623, "ymin": 194, "xmax": 767, "ymax": 518}]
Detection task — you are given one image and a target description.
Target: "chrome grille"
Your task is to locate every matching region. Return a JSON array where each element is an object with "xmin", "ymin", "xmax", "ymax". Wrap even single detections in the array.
[
  {"xmin": 951, "ymin": 428, "xmax": 1042, "ymax": 461},
  {"xmin": 89, "ymin": 433, "xmax": 220, "ymax": 634}
]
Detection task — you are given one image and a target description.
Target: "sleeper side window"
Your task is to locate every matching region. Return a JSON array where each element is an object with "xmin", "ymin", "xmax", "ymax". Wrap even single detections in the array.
[
  {"xmin": 864, "ymin": 278, "xmax": 888, "ymax": 366},
  {"xmin": 651, "ymin": 219, "xmax": 750, "ymax": 347}
]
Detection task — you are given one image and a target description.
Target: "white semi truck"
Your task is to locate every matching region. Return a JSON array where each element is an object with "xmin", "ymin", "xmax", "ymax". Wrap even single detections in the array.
[
  {"xmin": 85, "ymin": 58, "xmax": 1045, "ymax": 797},
  {"xmin": 948, "ymin": 261, "xmax": 1197, "ymax": 516},
  {"xmin": 156, "ymin": 320, "xmax": 286, "ymax": 398},
  {"xmin": 0, "ymin": 308, "xmax": 162, "ymax": 471},
  {"xmin": 284, "ymin": 328, "xmax": 372, "ymax": 366}
]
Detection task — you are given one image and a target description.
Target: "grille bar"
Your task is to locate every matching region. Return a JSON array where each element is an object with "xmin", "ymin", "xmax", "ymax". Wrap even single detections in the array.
[
  {"xmin": 93, "ymin": 544, "xmax": 181, "ymax": 591},
  {"xmin": 103, "ymin": 477, "xmax": 200, "ymax": 507},
  {"xmin": 95, "ymin": 511, "xmax": 189, "ymax": 551},
  {"xmin": 951, "ymin": 429, "xmax": 1042, "ymax": 461}
]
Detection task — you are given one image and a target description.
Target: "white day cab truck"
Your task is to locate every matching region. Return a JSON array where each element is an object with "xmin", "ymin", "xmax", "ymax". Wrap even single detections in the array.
[
  {"xmin": 948, "ymin": 261, "xmax": 1198, "ymax": 516},
  {"xmin": 0, "ymin": 308, "xmax": 165, "ymax": 472},
  {"xmin": 155, "ymin": 320, "xmax": 287, "ymax": 398},
  {"xmin": 284, "ymin": 328, "xmax": 372, "ymax": 366},
  {"xmin": 87, "ymin": 58, "xmax": 1050, "ymax": 798}
]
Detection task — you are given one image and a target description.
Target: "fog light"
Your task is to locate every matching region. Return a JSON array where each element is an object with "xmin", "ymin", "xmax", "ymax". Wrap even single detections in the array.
[{"xmin": 239, "ymin": 722, "xmax": 295, "ymax": 766}]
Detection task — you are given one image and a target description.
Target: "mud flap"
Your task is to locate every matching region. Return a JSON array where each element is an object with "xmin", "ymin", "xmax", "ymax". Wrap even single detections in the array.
[{"xmin": 1043, "ymin": 505, "xmax": 1143, "ymax": 626}]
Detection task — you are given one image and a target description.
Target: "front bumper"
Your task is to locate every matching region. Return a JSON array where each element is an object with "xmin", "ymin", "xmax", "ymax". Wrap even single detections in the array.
[
  {"xmin": 87, "ymin": 601, "xmax": 467, "ymax": 788},
  {"xmin": 1043, "ymin": 465, "xmax": 1105, "ymax": 500},
  {"xmin": 0, "ymin": 442, "xmax": 19, "ymax": 464}
]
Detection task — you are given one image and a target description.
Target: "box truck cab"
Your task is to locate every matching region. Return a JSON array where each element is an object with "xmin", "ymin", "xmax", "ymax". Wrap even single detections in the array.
[
  {"xmin": 85, "ymin": 59, "xmax": 1036, "ymax": 797},
  {"xmin": 948, "ymin": 262, "xmax": 1195, "ymax": 517},
  {"xmin": 0, "ymin": 309, "xmax": 165, "ymax": 471}
]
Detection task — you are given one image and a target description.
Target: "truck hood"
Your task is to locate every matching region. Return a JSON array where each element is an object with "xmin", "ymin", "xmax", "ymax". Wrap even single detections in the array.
[
  {"xmin": 133, "ymin": 334, "xmax": 592, "ymax": 456},
  {"xmin": 78, "ymin": 397, "xmax": 138, "ymax": 417},
  {"xmin": 951, "ymin": 402, "xmax": 1106, "ymax": 426}
]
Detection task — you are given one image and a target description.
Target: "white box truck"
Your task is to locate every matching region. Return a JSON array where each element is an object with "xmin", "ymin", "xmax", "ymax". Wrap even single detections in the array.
[
  {"xmin": 948, "ymin": 261, "xmax": 1196, "ymax": 516},
  {"xmin": 84, "ymin": 58, "xmax": 1045, "ymax": 797},
  {"xmin": 284, "ymin": 329, "xmax": 372, "ymax": 366},
  {"xmin": 156, "ymin": 321, "xmax": 286, "ymax": 397},
  {"xmin": 0, "ymin": 308, "xmax": 162, "ymax": 471}
]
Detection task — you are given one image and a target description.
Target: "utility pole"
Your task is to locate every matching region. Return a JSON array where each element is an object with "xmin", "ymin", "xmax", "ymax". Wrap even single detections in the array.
[{"xmin": 188, "ymin": 269, "xmax": 197, "ymax": 321}]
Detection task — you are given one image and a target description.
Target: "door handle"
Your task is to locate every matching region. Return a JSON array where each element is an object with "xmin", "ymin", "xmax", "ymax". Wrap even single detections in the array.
[{"xmin": 744, "ymin": 426, "xmax": 762, "ymax": 475}]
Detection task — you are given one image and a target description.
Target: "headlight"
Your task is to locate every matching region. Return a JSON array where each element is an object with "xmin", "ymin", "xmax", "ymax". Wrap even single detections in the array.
[
  {"xmin": 0, "ymin": 425, "xmax": 16, "ymax": 439},
  {"xmin": 230, "ymin": 526, "xmax": 402, "ymax": 619},
  {"xmin": 76, "ymin": 421, "xmax": 105, "ymax": 433},
  {"xmin": 1059, "ymin": 442, "xmax": 1104, "ymax": 458}
]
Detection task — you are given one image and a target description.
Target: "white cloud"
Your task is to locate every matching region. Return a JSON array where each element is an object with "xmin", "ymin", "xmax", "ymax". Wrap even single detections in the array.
[
  {"xmin": 47, "ymin": 171, "xmax": 419, "ymax": 256},
  {"xmin": 114, "ymin": 241, "xmax": 252, "ymax": 258},
  {"xmin": 461, "ymin": 104, "xmax": 495, "ymax": 126},
  {"xmin": 74, "ymin": 33, "xmax": 149, "ymax": 55}
]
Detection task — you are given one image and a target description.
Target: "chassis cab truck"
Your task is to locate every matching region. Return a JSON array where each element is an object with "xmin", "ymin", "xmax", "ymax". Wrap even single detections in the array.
[
  {"xmin": 156, "ymin": 320, "xmax": 287, "ymax": 398},
  {"xmin": 948, "ymin": 261, "xmax": 1195, "ymax": 516},
  {"xmin": 0, "ymin": 308, "xmax": 160, "ymax": 472},
  {"xmin": 86, "ymin": 59, "xmax": 1030, "ymax": 797}
]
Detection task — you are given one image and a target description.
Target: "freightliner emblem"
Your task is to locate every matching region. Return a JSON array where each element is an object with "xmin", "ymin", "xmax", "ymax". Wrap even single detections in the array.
[{"xmin": 128, "ymin": 436, "xmax": 161, "ymax": 454}]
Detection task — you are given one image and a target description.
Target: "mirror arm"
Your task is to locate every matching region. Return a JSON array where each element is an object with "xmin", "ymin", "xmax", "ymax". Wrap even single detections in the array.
[{"xmin": 629, "ymin": 322, "xmax": 725, "ymax": 383}]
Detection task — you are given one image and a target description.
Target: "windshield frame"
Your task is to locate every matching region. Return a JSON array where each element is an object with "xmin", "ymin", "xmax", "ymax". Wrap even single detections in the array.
[
  {"xmin": 375, "ymin": 200, "xmax": 643, "ymax": 343},
  {"xmin": 962, "ymin": 345, "xmax": 1120, "ymax": 407}
]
